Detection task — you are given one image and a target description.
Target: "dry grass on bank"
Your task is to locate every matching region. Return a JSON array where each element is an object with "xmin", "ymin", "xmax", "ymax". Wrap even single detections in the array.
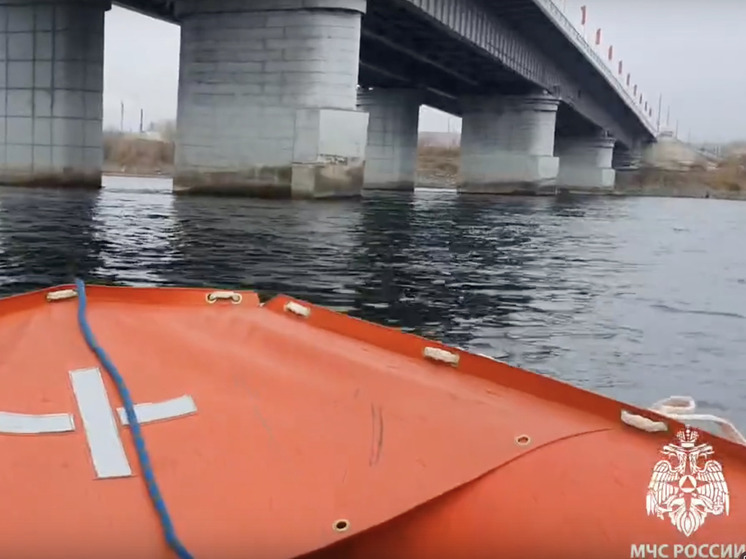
[
  {"xmin": 103, "ymin": 132, "xmax": 174, "ymax": 175},
  {"xmin": 101, "ymin": 135, "xmax": 467, "ymax": 182},
  {"xmin": 417, "ymin": 144, "xmax": 460, "ymax": 173},
  {"xmin": 617, "ymin": 155, "xmax": 746, "ymax": 195},
  {"xmin": 102, "ymin": 132, "xmax": 746, "ymax": 197},
  {"xmin": 417, "ymin": 144, "xmax": 460, "ymax": 184},
  {"xmin": 417, "ymin": 142, "xmax": 746, "ymax": 195},
  {"xmin": 708, "ymin": 156, "xmax": 746, "ymax": 191}
]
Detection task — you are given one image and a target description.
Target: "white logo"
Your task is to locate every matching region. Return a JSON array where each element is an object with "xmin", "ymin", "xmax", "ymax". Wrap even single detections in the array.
[
  {"xmin": 0, "ymin": 368, "xmax": 197, "ymax": 479},
  {"xmin": 646, "ymin": 427, "xmax": 730, "ymax": 537}
]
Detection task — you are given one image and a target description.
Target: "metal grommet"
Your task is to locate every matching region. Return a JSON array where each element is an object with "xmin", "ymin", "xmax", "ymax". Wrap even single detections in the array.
[
  {"xmin": 206, "ymin": 291, "xmax": 242, "ymax": 304},
  {"xmin": 332, "ymin": 519, "xmax": 350, "ymax": 533},
  {"xmin": 515, "ymin": 434, "xmax": 532, "ymax": 446}
]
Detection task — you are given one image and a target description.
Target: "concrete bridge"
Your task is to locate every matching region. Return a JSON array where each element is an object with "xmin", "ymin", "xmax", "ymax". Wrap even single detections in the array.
[{"xmin": 0, "ymin": 0, "xmax": 657, "ymax": 197}]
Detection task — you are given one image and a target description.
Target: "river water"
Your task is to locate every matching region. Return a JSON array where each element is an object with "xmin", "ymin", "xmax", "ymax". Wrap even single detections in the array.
[{"xmin": 1, "ymin": 175, "xmax": 745, "ymax": 428}]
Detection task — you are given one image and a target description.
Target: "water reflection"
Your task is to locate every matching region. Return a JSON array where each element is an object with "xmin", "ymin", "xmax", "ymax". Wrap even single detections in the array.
[
  {"xmin": 168, "ymin": 195, "xmax": 364, "ymax": 300},
  {"xmin": 92, "ymin": 176, "xmax": 178, "ymax": 286},
  {"xmin": 350, "ymin": 191, "xmax": 424, "ymax": 327},
  {"xmin": 0, "ymin": 187, "xmax": 103, "ymax": 291}
]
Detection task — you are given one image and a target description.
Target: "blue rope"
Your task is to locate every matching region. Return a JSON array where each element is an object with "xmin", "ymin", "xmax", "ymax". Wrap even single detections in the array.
[{"xmin": 74, "ymin": 279, "xmax": 194, "ymax": 559}]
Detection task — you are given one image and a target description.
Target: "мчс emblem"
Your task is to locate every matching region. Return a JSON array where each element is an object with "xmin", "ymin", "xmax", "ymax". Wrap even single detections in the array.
[{"xmin": 645, "ymin": 426, "xmax": 730, "ymax": 536}]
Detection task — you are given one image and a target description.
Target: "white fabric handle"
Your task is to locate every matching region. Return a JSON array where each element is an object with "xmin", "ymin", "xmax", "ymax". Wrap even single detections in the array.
[{"xmin": 622, "ymin": 395, "xmax": 746, "ymax": 446}]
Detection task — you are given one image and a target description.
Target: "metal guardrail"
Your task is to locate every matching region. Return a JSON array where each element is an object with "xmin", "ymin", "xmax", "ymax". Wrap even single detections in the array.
[{"xmin": 532, "ymin": 0, "xmax": 658, "ymax": 136}]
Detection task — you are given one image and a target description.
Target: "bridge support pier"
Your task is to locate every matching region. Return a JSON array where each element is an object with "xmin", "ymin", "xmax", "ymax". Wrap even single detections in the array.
[
  {"xmin": 556, "ymin": 133, "xmax": 616, "ymax": 191},
  {"xmin": 356, "ymin": 88, "xmax": 420, "ymax": 191},
  {"xmin": 458, "ymin": 93, "xmax": 560, "ymax": 195},
  {"xmin": 0, "ymin": 0, "xmax": 109, "ymax": 188},
  {"xmin": 173, "ymin": 0, "xmax": 369, "ymax": 199}
]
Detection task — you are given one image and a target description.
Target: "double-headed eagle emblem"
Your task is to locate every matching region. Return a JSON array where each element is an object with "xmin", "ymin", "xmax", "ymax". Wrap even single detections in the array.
[{"xmin": 645, "ymin": 427, "xmax": 730, "ymax": 536}]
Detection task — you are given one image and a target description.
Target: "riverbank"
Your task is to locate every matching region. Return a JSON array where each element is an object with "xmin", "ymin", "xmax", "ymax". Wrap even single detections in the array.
[
  {"xmin": 613, "ymin": 164, "xmax": 746, "ymax": 200},
  {"xmin": 103, "ymin": 133, "xmax": 174, "ymax": 178},
  {"xmin": 102, "ymin": 135, "xmax": 746, "ymax": 199},
  {"xmin": 416, "ymin": 145, "xmax": 461, "ymax": 188},
  {"xmin": 103, "ymin": 168, "xmax": 173, "ymax": 179},
  {"xmin": 416, "ymin": 145, "xmax": 746, "ymax": 200},
  {"xmin": 101, "ymin": 136, "xmax": 465, "ymax": 185}
]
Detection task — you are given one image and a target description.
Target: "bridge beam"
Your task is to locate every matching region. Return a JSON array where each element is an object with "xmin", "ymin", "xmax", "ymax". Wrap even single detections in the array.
[
  {"xmin": 356, "ymin": 88, "xmax": 420, "ymax": 191},
  {"xmin": 173, "ymin": 0, "xmax": 369, "ymax": 199},
  {"xmin": 0, "ymin": 0, "xmax": 110, "ymax": 188},
  {"xmin": 459, "ymin": 92, "xmax": 560, "ymax": 195},
  {"xmin": 555, "ymin": 132, "xmax": 616, "ymax": 191}
]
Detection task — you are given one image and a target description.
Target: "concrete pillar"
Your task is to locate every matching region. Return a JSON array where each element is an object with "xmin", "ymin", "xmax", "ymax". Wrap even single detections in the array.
[
  {"xmin": 173, "ymin": 0, "xmax": 369, "ymax": 199},
  {"xmin": 0, "ymin": 0, "xmax": 109, "ymax": 188},
  {"xmin": 356, "ymin": 88, "xmax": 420, "ymax": 191},
  {"xmin": 556, "ymin": 133, "xmax": 616, "ymax": 190},
  {"xmin": 459, "ymin": 92, "xmax": 560, "ymax": 195}
]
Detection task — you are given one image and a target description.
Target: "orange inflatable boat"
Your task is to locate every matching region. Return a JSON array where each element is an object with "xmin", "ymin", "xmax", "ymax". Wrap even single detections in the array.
[{"xmin": 1, "ymin": 281, "xmax": 745, "ymax": 559}]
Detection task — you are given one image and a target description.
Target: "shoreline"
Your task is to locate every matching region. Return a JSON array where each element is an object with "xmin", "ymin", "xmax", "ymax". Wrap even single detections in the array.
[
  {"xmin": 99, "ymin": 134, "xmax": 746, "ymax": 201},
  {"xmin": 101, "ymin": 171, "xmax": 746, "ymax": 201},
  {"xmin": 98, "ymin": 134, "xmax": 746, "ymax": 200},
  {"xmin": 104, "ymin": 171, "xmax": 172, "ymax": 179}
]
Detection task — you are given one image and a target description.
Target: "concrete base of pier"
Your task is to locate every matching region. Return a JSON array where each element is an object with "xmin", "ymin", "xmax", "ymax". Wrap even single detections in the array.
[
  {"xmin": 173, "ymin": 107, "xmax": 369, "ymax": 199},
  {"xmin": 0, "ymin": 0, "xmax": 109, "ymax": 188},
  {"xmin": 356, "ymin": 88, "xmax": 420, "ymax": 191},
  {"xmin": 458, "ymin": 93, "xmax": 560, "ymax": 195},
  {"xmin": 556, "ymin": 134, "xmax": 616, "ymax": 191},
  {"xmin": 173, "ymin": 0, "xmax": 369, "ymax": 199}
]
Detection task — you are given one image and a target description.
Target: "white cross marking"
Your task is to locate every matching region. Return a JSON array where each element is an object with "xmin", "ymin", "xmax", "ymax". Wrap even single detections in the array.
[{"xmin": 0, "ymin": 367, "xmax": 197, "ymax": 479}]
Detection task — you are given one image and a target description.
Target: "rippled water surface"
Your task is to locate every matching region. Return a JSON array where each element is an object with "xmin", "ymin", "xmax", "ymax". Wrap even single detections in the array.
[{"xmin": 1, "ymin": 176, "xmax": 745, "ymax": 426}]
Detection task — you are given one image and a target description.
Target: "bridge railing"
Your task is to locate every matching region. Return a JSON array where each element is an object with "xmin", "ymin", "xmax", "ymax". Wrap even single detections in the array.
[{"xmin": 533, "ymin": 0, "xmax": 657, "ymax": 136}]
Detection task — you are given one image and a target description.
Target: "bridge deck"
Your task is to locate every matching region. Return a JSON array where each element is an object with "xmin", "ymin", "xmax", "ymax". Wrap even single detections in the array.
[{"xmin": 113, "ymin": 0, "xmax": 655, "ymax": 146}]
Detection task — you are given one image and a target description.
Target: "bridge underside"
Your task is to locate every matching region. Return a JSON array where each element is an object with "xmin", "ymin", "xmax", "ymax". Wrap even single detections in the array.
[
  {"xmin": 360, "ymin": 0, "xmax": 600, "ymax": 139},
  {"xmin": 115, "ymin": 0, "xmax": 175, "ymax": 22},
  {"xmin": 360, "ymin": 0, "xmax": 648, "ymax": 147},
  {"xmin": 0, "ymin": 0, "xmax": 648, "ymax": 197},
  {"xmin": 115, "ymin": 0, "xmax": 649, "ymax": 147}
]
